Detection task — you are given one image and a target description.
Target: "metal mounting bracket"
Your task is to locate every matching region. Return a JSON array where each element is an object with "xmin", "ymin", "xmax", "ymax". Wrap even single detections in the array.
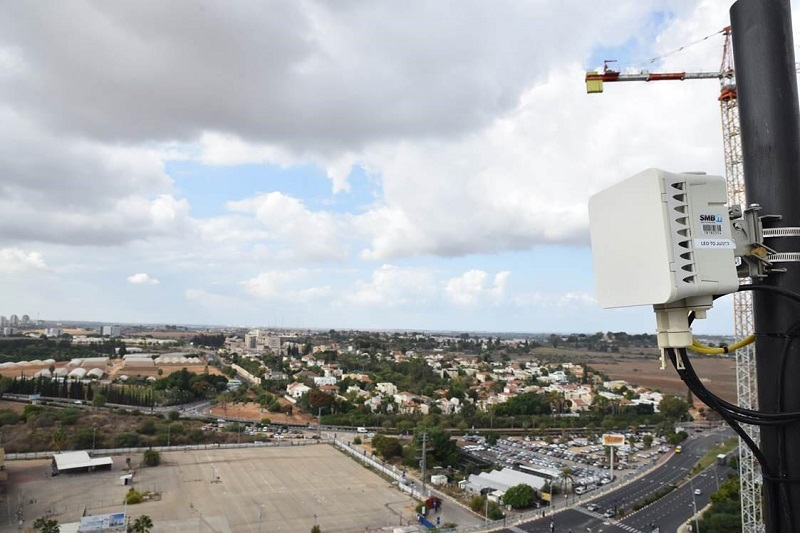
[{"xmin": 730, "ymin": 204, "xmax": 800, "ymax": 277}]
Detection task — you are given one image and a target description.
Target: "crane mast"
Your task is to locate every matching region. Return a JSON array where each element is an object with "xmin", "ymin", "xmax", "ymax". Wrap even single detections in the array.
[{"xmin": 586, "ymin": 27, "xmax": 763, "ymax": 533}]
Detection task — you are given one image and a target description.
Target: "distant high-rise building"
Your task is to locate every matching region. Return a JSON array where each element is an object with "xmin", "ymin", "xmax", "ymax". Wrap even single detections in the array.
[
  {"xmin": 244, "ymin": 331, "xmax": 259, "ymax": 350},
  {"xmin": 45, "ymin": 328, "xmax": 63, "ymax": 338},
  {"xmin": 8, "ymin": 315, "xmax": 18, "ymax": 327},
  {"xmin": 0, "ymin": 316, "xmax": 6, "ymax": 328},
  {"xmin": 101, "ymin": 325, "xmax": 121, "ymax": 338},
  {"xmin": 21, "ymin": 315, "xmax": 29, "ymax": 326}
]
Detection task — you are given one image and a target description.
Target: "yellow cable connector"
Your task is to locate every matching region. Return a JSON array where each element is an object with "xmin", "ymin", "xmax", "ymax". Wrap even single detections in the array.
[{"xmin": 691, "ymin": 334, "xmax": 755, "ymax": 355}]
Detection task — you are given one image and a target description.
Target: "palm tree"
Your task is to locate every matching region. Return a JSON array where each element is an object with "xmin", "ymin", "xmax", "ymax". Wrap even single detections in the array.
[
  {"xmin": 131, "ymin": 515, "xmax": 153, "ymax": 533},
  {"xmin": 560, "ymin": 467, "xmax": 574, "ymax": 496},
  {"xmin": 33, "ymin": 517, "xmax": 60, "ymax": 533}
]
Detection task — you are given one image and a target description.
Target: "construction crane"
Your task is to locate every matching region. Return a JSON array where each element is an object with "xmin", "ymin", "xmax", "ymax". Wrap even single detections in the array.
[{"xmin": 585, "ymin": 27, "xmax": 763, "ymax": 533}]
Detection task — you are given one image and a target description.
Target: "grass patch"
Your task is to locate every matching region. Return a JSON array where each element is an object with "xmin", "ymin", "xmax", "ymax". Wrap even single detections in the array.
[{"xmin": 692, "ymin": 438, "xmax": 738, "ymax": 474}]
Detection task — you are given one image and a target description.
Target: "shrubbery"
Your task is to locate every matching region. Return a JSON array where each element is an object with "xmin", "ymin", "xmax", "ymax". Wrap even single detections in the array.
[{"xmin": 124, "ymin": 488, "xmax": 143, "ymax": 504}]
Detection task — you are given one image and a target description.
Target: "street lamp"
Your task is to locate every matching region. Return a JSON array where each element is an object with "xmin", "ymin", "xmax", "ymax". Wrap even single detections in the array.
[
  {"xmin": 689, "ymin": 479, "xmax": 700, "ymax": 533},
  {"xmin": 257, "ymin": 504, "xmax": 263, "ymax": 533}
]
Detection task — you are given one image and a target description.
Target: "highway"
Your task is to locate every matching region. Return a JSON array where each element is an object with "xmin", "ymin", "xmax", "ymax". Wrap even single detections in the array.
[{"xmin": 498, "ymin": 427, "xmax": 734, "ymax": 533}]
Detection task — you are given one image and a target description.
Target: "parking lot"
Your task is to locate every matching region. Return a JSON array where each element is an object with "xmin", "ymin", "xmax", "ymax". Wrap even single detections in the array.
[
  {"xmin": 462, "ymin": 434, "xmax": 671, "ymax": 494},
  {"xmin": 1, "ymin": 445, "xmax": 416, "ymax": 532}
]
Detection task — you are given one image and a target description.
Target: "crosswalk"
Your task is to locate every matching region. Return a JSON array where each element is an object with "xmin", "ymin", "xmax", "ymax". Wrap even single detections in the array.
[{"xmin": 572, "ymin": 506, "xmax": 645, "ymax": 533}]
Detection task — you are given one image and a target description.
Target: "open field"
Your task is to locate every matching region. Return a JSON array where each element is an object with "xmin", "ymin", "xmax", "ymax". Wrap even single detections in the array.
[
  {"xmin": 208, "ymin": 400, "xmax": 316, "ymax": 426},
  {"xmin": 589, "ymin": 355, "xmax": 737, "ymax": 404},
  {"xmin": 1, "ymin": 446, "xmax": 416, "ymax": 533}
]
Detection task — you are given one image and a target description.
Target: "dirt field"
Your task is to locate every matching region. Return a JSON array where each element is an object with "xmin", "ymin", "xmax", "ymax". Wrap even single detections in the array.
[
  {"xmin": 589, "ymin": 354, "xmax": 737, "ymax": 404},
  {"xmin": 207, "ymin": 400, "xmax": 316, "ymax": 426},
  {"xmin": 2, "ymin": 446, "xmax": 417, "ymax": 533}
]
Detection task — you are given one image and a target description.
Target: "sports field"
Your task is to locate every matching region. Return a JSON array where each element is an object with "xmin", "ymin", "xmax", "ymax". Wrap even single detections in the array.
[{"xmin": 2, "ymin": 445, "xmax": 417, "ymax": 532}]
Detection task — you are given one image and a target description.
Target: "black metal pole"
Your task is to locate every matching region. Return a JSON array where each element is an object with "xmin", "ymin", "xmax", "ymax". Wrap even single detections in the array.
[{"xmin": 731, "ymin": 0, "xmax": 800, "ymax": 531}]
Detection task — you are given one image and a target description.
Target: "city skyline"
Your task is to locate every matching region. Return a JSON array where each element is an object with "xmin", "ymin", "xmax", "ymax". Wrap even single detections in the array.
[{"xmin": 1, "ymin": 1, "xmax": 788, "ymax": 334}]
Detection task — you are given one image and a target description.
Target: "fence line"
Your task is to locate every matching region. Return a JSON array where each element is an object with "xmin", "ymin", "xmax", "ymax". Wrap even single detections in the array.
[{"xmin": 6, "ymin": 438, "xmax": 324, "ymax": 461}]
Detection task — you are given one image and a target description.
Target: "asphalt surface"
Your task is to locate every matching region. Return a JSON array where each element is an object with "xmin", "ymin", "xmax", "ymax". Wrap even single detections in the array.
[{"xmin": 498, "ymin": 427, "xmax": 734, "ymax": 533}]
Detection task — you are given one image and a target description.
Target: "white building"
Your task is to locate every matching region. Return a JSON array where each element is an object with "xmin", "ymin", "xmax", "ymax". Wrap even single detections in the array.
[
  {"xmin": 287, "ymin": 382, "xmax": 311, "ymax": 399},
  {"xmin": 101, "ymin": 325, "xmax": 121, "ymax": 337},
  {"xmin": 376, "ymin": 382, "xmax": 398, "ymax": 396},
  {"xmin": 45, "ymin": 328, "xmax": 63, "ymax": 338}
]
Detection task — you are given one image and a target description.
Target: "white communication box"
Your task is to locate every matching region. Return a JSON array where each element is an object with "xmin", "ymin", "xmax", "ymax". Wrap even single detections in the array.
[{"xmin": 589, "ymin": 168, "xmax": 739, "ymax": 309}]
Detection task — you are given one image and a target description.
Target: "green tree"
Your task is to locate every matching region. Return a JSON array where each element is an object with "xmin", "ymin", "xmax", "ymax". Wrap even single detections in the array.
[
  {"xmin": 51, "ymin": 427, "xmax": 67, "ymax": 451},
  {"xmin": 372, "ymin": 434, "xmax": 403, "ymax": 460},
  {"xmin": 503, "ymin": 484, "xmax": 535, "ymax": 508},
  {"xmin": 92, "ymin": 392, "xmax": 107, "ymax": 408},
  {"xmin": 124, "ymin": 488, "xmax": 143, "ymax": 504},
  {"xmin": 143, "ymin": 449, "xmax": 161, "ymax": 467},
  {"xmin": 659, "ymin": 395, "xmax": 690, "ymax": 421},
  {"xmin": 33, "ymin": 517, "xmax": 60, "ymax": 533},
  {"xmin": 310, "ymin": 525, "xmax": 321, "ymax": 533},
  {"xmin": 130, "ymin": 514, "xmax": 153, "ymax": 533}
]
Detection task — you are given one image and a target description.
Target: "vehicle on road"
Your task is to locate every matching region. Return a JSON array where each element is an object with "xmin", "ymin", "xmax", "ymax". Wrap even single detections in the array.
[
  {"xmin": 604, "ymin": 509, "xmax": 615, "ymax": 518},
  {"xmin": 694, "ymin": 488, "xmax": 702, "ymax": 495}
]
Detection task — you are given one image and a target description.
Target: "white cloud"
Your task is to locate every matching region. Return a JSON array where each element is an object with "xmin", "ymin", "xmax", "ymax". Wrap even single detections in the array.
[
  {"xmin": 185, "ymin": 288, "xmax": 242, "ymax": 310},
  {"xmin": 0, "ymin": 0, "xmax": 772, "ymax": 333},
  {"xmin": 127, "ymin": 273, "xmax": 159, "ymax": 285},
  {"xmin": 445, "ymin": 270, "xmax": 509, "ymax": 307},
  {"xmin": 0, "ymin": 248, "xmax": 47, "ymax": 273},
  {"xmin": 242, "ymin": 270, "xmax": 330, "ymax": 303},
  {"xmin": 348, "ymin": 265, "xmax": 436, "ymax": 307},
  {"xmin": 226, "ymin": 192, "xmax": 347, "ymax": 261},
  {"xmin": 513, "ymin": 291, "xmax": 596, "ymax": 308}
]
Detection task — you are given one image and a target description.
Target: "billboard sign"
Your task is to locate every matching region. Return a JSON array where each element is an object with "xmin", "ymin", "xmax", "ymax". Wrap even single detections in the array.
[
  {"xmin": 602, "ymin": 433, "xmax": 625, "ymax": 447},
  {"xmin": 79, "ymin": 512, "xmax": 126, "ymax": 531}
]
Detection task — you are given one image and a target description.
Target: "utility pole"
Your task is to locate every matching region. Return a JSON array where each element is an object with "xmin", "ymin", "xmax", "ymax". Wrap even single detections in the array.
[
  {"xmin": 318, "ymin": 407, "xmax": 322, "ymax": 440},
  {"xmin": 690, "ymin": 478, "xmax": 700, "ymax": 533},
  {"xmin": 731, "ymin": 0, "xmax": 800, "ymax": 530}
]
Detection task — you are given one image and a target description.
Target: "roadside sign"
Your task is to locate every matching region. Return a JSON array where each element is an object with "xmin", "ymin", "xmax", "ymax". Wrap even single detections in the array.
[{"xmin": 602, "ymin": 433, "xmax": 625, "ymax": 447}]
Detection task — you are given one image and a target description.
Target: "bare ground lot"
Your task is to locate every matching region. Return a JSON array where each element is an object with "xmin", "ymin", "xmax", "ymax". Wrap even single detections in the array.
[
  {"xmin": 589, "ymin": 355, "xmax": 737, "ymax": 404},
  {"xmin": 208, "ymin": 400, "xmax": 316, "ymax": 426},
  {"xmin": 1, "ymin": 446, "xmax": 416, "ymax": 533}
]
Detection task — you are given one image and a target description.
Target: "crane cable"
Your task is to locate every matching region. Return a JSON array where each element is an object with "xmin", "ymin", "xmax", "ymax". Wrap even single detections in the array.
[{"xmin": 629, "ymin": 27, "xmax": 727, "ymax": 70}]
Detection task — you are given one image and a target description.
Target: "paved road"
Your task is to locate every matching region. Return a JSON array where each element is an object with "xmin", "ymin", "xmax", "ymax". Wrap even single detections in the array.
[{"xmin": 498, "ymin": 427, "xmax": 734, "ymax": 533}]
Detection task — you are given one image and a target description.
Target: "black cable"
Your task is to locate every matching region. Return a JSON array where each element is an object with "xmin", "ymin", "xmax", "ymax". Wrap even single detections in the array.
[
  {"xmin": 684, "ymin": 282, "xmax": 800, "ymax": 531},
  {"xmin": 669, "ymin": 348, "xmax": 786, "ymax": 528},
  {"xmin": 667, "ymin": 348, "xmax": 772, "ymax": 469},
  {"xmin": 738, "ymin": 282, "xmax": 800, "ymax": 305}
]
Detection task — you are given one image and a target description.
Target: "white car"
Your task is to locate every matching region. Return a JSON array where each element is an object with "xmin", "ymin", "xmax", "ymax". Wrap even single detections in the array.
[{"xmin": 694, "ymin": 488, "xmax": 702, "ymax": 495}]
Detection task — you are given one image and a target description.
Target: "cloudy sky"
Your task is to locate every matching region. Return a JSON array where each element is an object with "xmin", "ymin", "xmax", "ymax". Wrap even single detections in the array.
[{"xmin": 0, "ymin": 0, "xmax": 791, "ymax": 333}]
